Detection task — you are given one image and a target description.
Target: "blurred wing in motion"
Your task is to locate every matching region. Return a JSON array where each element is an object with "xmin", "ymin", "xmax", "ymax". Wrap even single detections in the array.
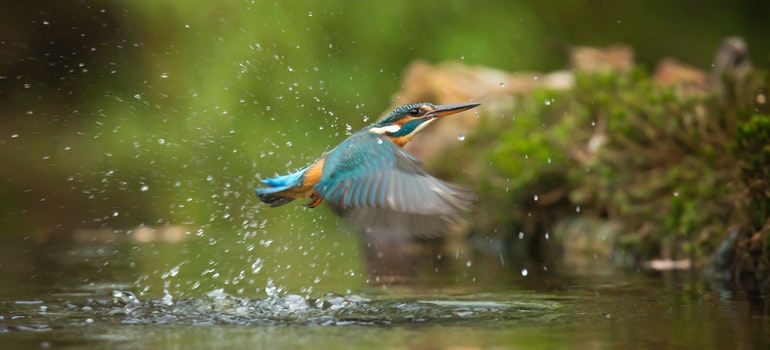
[{"xmin": 315, "ymin": 131, "xmax": 474, "ymax": 238}]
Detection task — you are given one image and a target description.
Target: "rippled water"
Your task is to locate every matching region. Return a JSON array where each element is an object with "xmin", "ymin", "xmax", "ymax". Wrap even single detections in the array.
[{"xmin": 0, "ymin": 237, "xmax": 768, "ymax": 349}]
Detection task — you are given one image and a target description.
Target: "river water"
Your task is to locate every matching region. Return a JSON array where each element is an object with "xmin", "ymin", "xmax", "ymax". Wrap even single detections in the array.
[{"xmin": 0, "ymin": 233, "xmax": 767, "ymax": 349}]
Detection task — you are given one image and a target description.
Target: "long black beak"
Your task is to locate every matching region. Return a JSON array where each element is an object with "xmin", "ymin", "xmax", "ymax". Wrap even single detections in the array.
[{"xmin": 428, "ymin": 102, "xmax": 481, "ymax": 118}]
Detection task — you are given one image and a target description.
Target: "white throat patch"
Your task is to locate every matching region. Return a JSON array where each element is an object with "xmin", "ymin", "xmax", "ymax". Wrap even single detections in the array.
[{"xmin": 368, "ymin": 124, "xmax": 402, "ymax": 135}]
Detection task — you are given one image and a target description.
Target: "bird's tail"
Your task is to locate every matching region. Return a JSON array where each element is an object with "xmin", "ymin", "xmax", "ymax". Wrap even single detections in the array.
[
  {"xmin": 254, "ymin": 169, "xmax": 307, "ymax": 207},
  {"xmin": 255, "ymin": 184, "xmax": 297, "ymax": 207},
  {"xmin": 255, "ymin": 191, "xmax": 296, "ymax": 207}
]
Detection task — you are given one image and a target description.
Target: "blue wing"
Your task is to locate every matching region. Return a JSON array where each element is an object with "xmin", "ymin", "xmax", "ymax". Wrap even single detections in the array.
[{"xmin": 315, "ymin": 131, "xmax": 474, "ymax": 238}]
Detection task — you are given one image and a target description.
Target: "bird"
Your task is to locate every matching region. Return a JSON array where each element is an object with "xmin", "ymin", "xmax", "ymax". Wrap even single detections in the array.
[{"xmin": 255, "ymin": 102, "xmax": 480, "ymax": 238}]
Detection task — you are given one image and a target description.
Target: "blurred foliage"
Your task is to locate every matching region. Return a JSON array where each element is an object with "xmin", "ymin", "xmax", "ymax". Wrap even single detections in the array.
[
  {"xmin": 732, "ymin": 115, "xmax": 770, "ymax": 276},
  {"xmin": 0, "ymin": 0, "xmax": 552, "ymax": 235},
  {"xmin": 734, "ymin": 115, "xmax": 770, "ymax": 204},
  {"xmin": 0, "ymin": 0, "xmax": 769, "ymax": 294},
  {"xmin": 1, "ymin": 0, "xmax": 769, "ymax": 236},
  {"xmin": 434, "ymin": 62, "xmax": 770, "ymax": 275},
  {"xmin": 567, "ymin": 71, "xmax": 737, "ymax": 260}
]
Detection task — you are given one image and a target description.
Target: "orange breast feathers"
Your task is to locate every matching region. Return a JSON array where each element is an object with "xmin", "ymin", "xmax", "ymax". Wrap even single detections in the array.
[
  {"xmin": 301, "ymin": 158, "xmax": 325, "ymax": 190},
  {"xmin": 300, "ymin": 158, "xmax": 325, "ymax": 207},
  {"xmin": 388, "ymin": 135, "xmax": 412, "ymax": 148}
]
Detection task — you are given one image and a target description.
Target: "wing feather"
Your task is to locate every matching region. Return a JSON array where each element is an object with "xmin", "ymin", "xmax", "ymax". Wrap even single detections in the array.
[{"xmin": 315, "ymin": 131, "xmax": 474, "ymax": 238}]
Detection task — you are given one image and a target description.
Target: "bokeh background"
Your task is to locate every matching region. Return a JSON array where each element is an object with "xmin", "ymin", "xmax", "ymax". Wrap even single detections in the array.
[{"xmin": 1, "ymin": 0, "xmax": 769, "ymax": 297}]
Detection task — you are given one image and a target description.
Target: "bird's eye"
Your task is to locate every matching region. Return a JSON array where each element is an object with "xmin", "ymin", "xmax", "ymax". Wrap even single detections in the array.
[{"xmin": 407, "ymin": 108, "xmax": 420, "ymax": 116}]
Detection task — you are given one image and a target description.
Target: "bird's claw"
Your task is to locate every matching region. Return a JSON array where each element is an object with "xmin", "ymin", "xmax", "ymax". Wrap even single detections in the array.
[{"xmin": 307, "ymin": 193, "xmax": 324, "ymax": 208}]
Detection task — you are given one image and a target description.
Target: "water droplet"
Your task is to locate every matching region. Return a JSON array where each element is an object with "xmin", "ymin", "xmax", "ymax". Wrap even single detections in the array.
[
  {"xmin": 533, "ymin": 75, "xmax": 539, "ymax": 80},
  {"xmin": 160, "ymin": 72, "xmax": 168, "ymax": 79},
  {"xmin": 376, "ymin": 138, "xmax": 383, "ymax": 144},
  {"xmin": 474, "ymin": 112, "xmax": 480, "ymax": 119},
  {"xmin": 308, "ymin": 11, "xmax": 313, "ymax": 16},
  {"xmin": 576, "ymin": 205, "xmax": 581, "ymax": 213},
  {"xmin": 457, "ymin": 132, "xmax": 466, "ymax": 141},
  {"xmin": 466, "ymin": 260, "xmax": 472, "ymax": 267},
  {"xmin": 518, "ymin": 232, "xmax": 524, "ymax": 239},
  {"xmin": 544, "ymin": 100, "xmax": 551, "ymax": 106},
  {"xmin": 521, "ymin": 268, "xmax": 528, "ymax": 276},
  {"xmin": 251, "ymin": 258, "xmax": 264, "ymax": 274},
  {"xmin": 673, "ymin": 191, "xmax": 679, "ymax": 197},
  {"xmin": 168, "ymin": 265, "xmax": 180, "ymax": 277},
  {"xmin": 140, "ymin": 185, "xmax": 149, "ymax": 192},
  {"xmin": 533, "ymin": 194, "xmax": 538, "ymax": 201}
]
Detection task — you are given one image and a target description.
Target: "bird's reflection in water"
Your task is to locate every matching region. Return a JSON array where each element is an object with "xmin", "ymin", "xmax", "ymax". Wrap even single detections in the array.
[
  {"xmin": 358, "ymin": 228, "xmax": 471, "ymax": 286},
  {"xmin": 361, "ymin": 235, "xmax": 443, "ymax": 285}
]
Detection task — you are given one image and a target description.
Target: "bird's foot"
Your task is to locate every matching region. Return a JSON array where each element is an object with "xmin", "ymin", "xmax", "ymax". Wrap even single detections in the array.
[{"xmin": 306, "ymin": 193, "xmax": 324, "ymax": 208}]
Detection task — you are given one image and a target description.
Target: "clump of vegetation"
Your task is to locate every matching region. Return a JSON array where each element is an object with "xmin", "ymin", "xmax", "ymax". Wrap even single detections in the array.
[
  {"xmin": 731, "ymin": 115, "xmax": 770, "ymax": 276},
  {"xmin": 434, "ymin": 65, "xmax": 770, "ymax": 278}
]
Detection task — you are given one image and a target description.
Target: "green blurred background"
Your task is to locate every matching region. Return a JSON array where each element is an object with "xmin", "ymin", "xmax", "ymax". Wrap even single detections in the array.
[
  {"xmin": 3, "ymin": 0, "xmax": 768, "ymax": 234},
  {"xmin": 1, "ymin": 0, "xmax": 769, "ymax": 296}
]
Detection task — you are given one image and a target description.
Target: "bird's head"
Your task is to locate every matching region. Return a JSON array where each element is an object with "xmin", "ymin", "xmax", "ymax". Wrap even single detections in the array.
[{"xmin": 368, "ymin": 102, "xmax": 480, "ymax": 147}]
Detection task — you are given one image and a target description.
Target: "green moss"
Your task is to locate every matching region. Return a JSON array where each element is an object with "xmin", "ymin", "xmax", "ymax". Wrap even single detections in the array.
[
  {"xmin": 433, "ymin": 65, "xmax": 770, "ymax": 273},
  {"xmin": 733, "ymin": 115, "xmax": 770, "ymax": 228}
]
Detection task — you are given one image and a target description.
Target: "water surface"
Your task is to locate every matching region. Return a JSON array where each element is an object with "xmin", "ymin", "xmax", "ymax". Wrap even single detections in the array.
[{"xmin": 1, "ymin": 236, "xmax": 767, "ymax": 349}]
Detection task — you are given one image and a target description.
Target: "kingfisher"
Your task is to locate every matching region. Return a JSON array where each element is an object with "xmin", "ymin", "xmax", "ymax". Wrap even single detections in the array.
[{"xmin": 255, "ymin": 102, "xmax": 480, "ymax": 238}]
